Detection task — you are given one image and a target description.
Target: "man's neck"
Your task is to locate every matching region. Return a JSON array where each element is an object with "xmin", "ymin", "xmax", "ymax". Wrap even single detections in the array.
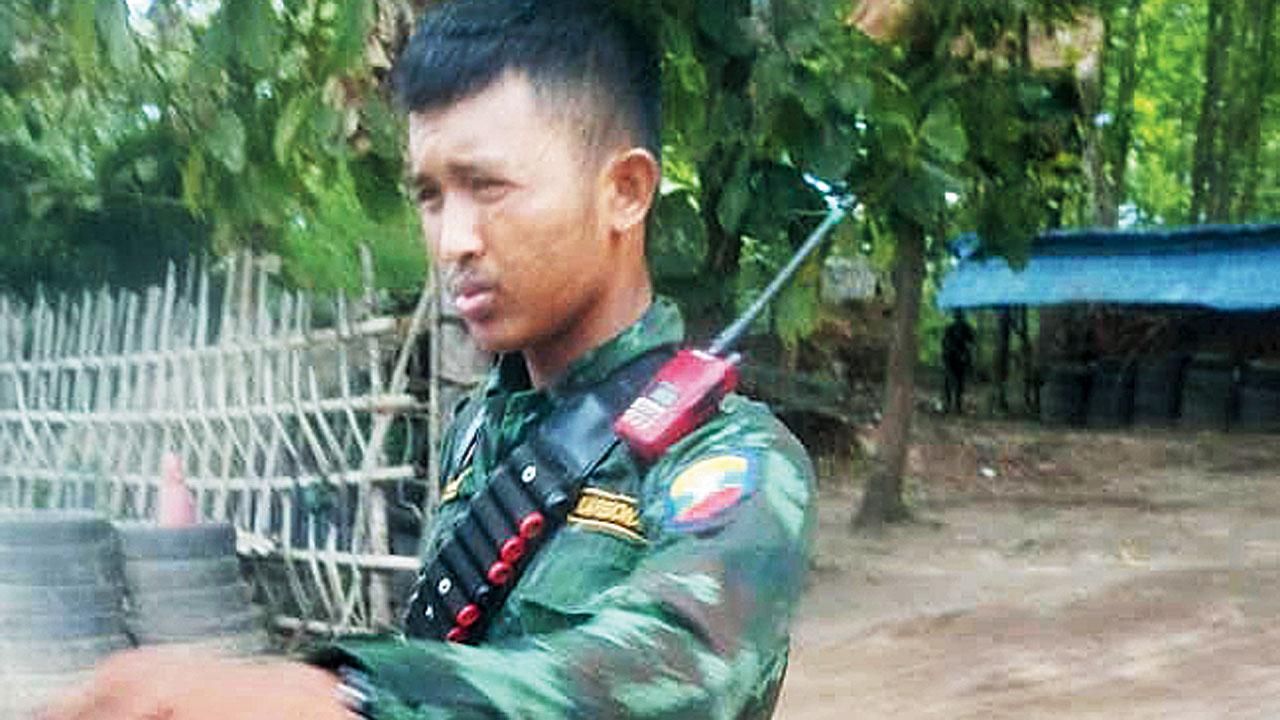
[{"xmin": 523, "ymin": 283, "xmax": 653, "ymax": 389}]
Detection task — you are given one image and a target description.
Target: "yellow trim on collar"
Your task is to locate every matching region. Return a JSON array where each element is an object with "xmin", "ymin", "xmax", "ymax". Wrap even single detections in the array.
[{"xmin": 440, "ymin": 466, "xmax": 471, "ymax": 504}]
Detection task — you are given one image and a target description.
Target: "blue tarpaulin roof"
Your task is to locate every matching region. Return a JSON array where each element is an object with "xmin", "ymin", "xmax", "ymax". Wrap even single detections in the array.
[{"xmin": 937, "ymin": 223, "xmax": 1280, "ymax": 311}]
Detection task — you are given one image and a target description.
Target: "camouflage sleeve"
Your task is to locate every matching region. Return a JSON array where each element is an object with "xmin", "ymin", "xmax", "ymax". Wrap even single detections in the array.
[{"xmin": 321, "ymin": 397, "xmax": 815, "ymax": 719}]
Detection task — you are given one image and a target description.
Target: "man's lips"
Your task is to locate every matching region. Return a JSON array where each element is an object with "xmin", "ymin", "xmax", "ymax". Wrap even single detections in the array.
[{"xmin": 450, "ymin": 278, "xmax": 498, "ymax": 319}]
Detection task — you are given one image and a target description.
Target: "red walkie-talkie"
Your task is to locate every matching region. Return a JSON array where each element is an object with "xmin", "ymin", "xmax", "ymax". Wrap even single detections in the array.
[{"xmin": 616, "ymin": 186, "xmax": 853, "ymax": 461}]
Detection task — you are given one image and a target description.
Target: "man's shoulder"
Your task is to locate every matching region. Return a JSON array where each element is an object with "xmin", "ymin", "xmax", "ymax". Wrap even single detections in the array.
[
  {"xmin": 638, "ymin": 390, "xmax": 815, "ymax": 550},
  {"xmin": 649, "ymin": 392, "xmax": 814, "ymax": 492},
  {"xmin": 710, "ymin": 393, "xmax": 807, "ymax": 453}
]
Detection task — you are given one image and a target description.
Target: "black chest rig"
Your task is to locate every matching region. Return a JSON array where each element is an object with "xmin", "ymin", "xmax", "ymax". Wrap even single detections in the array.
[{"xmin": 403, "ymin": 349, "xmax": 673, "ymax": 643}]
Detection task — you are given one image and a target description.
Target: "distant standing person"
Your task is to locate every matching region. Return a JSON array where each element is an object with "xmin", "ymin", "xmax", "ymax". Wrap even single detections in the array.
[{"xmin": 943, "ymin": 310, "xmax": 976, "ymax": 413}]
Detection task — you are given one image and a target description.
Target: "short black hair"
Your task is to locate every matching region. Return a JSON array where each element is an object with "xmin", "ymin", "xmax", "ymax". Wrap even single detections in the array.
[{"xmin": 393, "ymin": 0, "xmax": 661, "ymax": 164}]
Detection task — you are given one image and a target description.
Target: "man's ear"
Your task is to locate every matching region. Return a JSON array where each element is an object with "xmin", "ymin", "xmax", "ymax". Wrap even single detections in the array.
[{"xmin": 602, "ymin": 148, "xmax": 660, "ymax": 234}]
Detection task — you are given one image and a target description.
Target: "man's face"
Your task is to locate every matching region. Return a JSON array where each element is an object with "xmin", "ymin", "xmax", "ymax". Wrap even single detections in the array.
[{"xmin": 407, "ymin": 73, "xmax": 614, "ymax": 355}]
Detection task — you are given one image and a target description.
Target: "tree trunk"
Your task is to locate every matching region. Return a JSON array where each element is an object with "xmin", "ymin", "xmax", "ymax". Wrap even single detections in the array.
[
  {"xmin": 853, "ymin": 219, "xmax": 924, "ymax": 530},
  {"xmin": 1017, "ymin": 307, "xmax": 1037, "ymax": 413},
  {"xmin": 994, "ymin": 307, "xmax": 1011, "ymax": 413},
  {"xmin": 1236, "ymin": 0, "xmax": 1277, "ymax": 219},
  {"xmin": 1079, "ymin": 44, "xmax": 1113, "ymax": 227},
  {"xmin": 1215, "ymin": 0, "xmax": 1254, "ymax": 221},
  {"xmin": 1190, "ymin": 0, "xmax": 1233, "ymax": 222},
  {"xmin": 1105, "ymin": 0, "xmax": 1143, "ymax": 221}
]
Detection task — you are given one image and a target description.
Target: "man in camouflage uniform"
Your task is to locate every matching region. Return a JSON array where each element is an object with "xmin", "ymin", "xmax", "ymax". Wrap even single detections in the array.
[
  {"xmin": 314, "ymin": 295, "xmax": 814, "ymax": 718},
  {"xmin": 44, "ymin": 1, "xmax": 814, "ymax": 718}
]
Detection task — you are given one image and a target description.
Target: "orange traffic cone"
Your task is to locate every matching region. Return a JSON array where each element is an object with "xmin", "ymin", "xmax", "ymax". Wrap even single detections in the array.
[{"xmin": 157, "ymin": 452, "xmax": 196, "ymax": 527}]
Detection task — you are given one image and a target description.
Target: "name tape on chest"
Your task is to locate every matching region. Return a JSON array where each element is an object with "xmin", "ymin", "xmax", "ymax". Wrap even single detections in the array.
[
  {"xmin": 568, "ymin": 487, "xmax": 644, "ymax": 542},
  {"xmin": 664, "ymin": 453, "xmax": 757, "ymax": 532}
]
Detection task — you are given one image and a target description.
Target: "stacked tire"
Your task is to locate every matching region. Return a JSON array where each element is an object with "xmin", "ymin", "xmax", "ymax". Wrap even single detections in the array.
[
  {"xmin": 0, "ymin": 513, "xmax": 131, "ymax": 718},
  {"xmin": 1041, "ymin": 363, "xmax": 1091, "ymax": 426},
  {"xmin": 1238, "ymin": 363, "xmax": 1280, "ymax": 432},
  {"xmin": 116, "ymin": 523, "xmax": 267, "ymax": 657},
  {"xmin": 1132, "ymin": 355, "xmax": 1186, "ymax": 426},
  {"xmin": 1180, "ymin": 357, "xmax": 1237, "ymax": 430},
  {"xmin": 1087, "ymin": 359, "xmax": 1136, "ymax": 429}
]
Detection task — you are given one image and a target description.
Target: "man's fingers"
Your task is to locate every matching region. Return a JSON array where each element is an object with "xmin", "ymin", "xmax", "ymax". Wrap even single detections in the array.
[{"xmin": 34, "ymin": 653, "xmax": 349, "ymax": 720}]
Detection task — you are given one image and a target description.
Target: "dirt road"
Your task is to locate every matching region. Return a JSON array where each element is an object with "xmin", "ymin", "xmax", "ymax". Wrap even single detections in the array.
[{"xmin": 777, "ymin": 422, "xmax": 1280, "ymax": 719}]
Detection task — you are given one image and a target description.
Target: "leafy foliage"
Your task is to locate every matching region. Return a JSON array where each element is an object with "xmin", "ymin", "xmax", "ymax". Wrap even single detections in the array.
[
  {"xmin": 618, "ymin": 0, "xmax": 853, "ymax": 347},
  {"xmin": 0, "ymin": 0, "xmax": 1101, "ymax": 372},
  {"xmin": 624, "ymin": 0, "xmax": 1090, "ymax": 358},
  {"xmin": 0, "ymin": 0, "xmax": 424, "ymax": 295},
  {"xmin": 1119, "ymin": 0, "xmax": 1280, "ymax": 225},
  {"xmin": 4, "ymin": 0, "xmax": 1093, "ymax": 347},
  {"xmin": 0, "ymin": 1, "xmax": 206, "ymax": 293}
]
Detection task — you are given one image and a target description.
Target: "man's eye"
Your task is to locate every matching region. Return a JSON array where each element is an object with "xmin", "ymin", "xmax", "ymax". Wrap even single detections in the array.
[
  {"xmin": 416, "ymin": 186, "xmax": 443, "ymax": 211},
  {"xmin": 471, "ymin": 177, "xmax": 508, "ymax": 200}
]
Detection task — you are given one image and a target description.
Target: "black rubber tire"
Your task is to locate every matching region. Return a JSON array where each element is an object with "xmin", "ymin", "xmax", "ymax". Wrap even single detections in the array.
[
  {"xmin": 0, "ymin": 582, "xmax": 124, "ymax": 616},
  {"xmin": 0, "ymin": 608, "xmax": 128, "ymax": 641},
  {"xmin": 1132, "ymin": 355, "xmax": 1185, "ymax": 425},
  {"xmin": 128, "ymin": 588, "xmax": 254, "ymax": 629},
  {"xmin": 127, "ymin": 582, "xmax": 252, "ymax": 617},
  {"xmin": 1180, "ymin": 366, "xmax": 1236, "ymax": 430},
  {"xmin": 114, "ymin": 523, "xmax": 237, "ymax": 561},
  {"xmin": 130, "ymin": 608, "xmax": 261, "ymax": 638},
  {"xmin": 122, "ymin": 557, "xmax": 244, "ymax": 591},
  {"xmin": 1087, "ymin": 361, "xmax": 1135, "ymax": 429},
  {"xmin": 1041, "ymin": 364, "xmax": 1091, "ymax": 426},
  {"xmin": 0, "ymin": 512, "xmax": 113, "ymax": 547},
  {"xmin": 0, "ymin": 633, "xmax": 131, "ymax": 673},
  {"xmin": 1237, "ymin": 385, "xmax": 1280, "ymax": 432},
  {"xmin": 138, "ymin": 629, "xmax": 269, "ymax": 656},
  {"xmin": 0, "ymin": 540, "xmax": 123, "ymax": 586},
  {"xmin": 0, "ymin": 670, "xmax": 94, "ymax": 716},
  {"xmin": 1242, "ymin": 364, "xmax": 1280, "ymax": 392}
]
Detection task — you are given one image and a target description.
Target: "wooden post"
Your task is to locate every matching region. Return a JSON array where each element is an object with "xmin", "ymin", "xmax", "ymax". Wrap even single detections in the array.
[
  {"xmin": 1017, "ymin": 306, "xmax": 1038, "ymax": 413},
  {"xmin": 994, "ymin": 307, "xmax": 1012, "ymax": 414},
  {"xmin": 359, "ymin": 247, "xmax": 394, "ymax": 628}
]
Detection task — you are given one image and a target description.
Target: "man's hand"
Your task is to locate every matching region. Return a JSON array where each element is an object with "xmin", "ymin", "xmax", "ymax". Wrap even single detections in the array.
[{"xmin": 38, "ymin": 646, "xmax": 354, "ymax": 720}]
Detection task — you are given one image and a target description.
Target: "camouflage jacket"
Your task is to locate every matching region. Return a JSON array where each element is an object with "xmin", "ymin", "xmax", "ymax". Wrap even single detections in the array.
[{"xmin": 320, "ymin": 299, "xmax": 816, "ymax": 719}]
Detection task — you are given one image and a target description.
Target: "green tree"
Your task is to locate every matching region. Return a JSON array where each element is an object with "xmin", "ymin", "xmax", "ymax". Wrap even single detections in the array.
[
  {"xmin": 1122, "ymin": 0, "xmax": 1280, "ymax": 226},
  {"xmin": 0, "ymin": 0, "xmax": 209, "ymax": 294},
  {"xmin": 0, "ymin": 0, "xmax": 426, "ymax": 295},
  {"xmin": 1122, "ymin": 0, "xmax": 1205, "ymax": 224},
  {"xmin": 1083, "ymin": 0, "xmax": 1141, "ymax": 227},
  {"xmin": 1235, "ymin": 0, "xmax": 1279, "ymax": 219},
  {"xmin": 847, "ymin": 1, "xmax": 1089, "ymax": 528},
  {"xmin": 618, "ymin": 0, "xmax": 863, "ymax": 346},
  {"xmin": 1189, "ymin": 0, "xmax": 1235, "ymax": 222}
]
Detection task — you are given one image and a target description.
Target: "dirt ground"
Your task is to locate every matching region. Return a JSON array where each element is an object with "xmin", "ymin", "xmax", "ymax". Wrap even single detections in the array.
[{"xmin": 777, "ymin": 417, "xmax": 1280, "ymax": 719}]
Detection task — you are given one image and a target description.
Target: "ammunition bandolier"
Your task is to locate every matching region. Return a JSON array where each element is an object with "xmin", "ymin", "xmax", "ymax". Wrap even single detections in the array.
[{"xmin": 402, "ymin": 346, "xmax": 673, "ymax": 643}]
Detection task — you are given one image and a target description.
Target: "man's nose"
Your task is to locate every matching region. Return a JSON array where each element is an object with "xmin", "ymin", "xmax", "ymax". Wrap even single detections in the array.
[{"xmin": 433, "ymin": 197, "xmax": 484, "ymax": 264}]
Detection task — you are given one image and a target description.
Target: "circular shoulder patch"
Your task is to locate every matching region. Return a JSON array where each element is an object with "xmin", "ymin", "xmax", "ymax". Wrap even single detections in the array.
[{"xmin": 664, "ymin": 454, "xmax": 758, "ymax": 532}]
